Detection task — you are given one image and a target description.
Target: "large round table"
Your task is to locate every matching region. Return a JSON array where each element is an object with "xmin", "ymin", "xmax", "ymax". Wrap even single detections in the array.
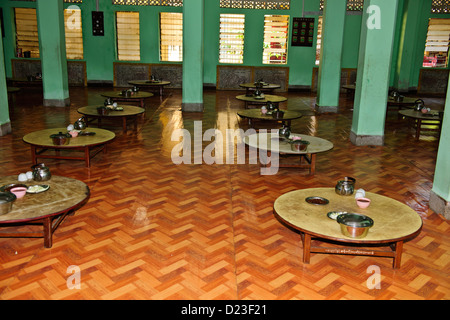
[
  {"xmin": 100, "ymin": 91, "xmax": 153, "ymax": 108},
  {"xmin": 243, "ymin": 132, "xmax": 333, "ymax": 175},
  {"xmin": 239, "ymin": 82, "xmax": 281, "ymax": 95},
  {"xmin": 273, "ymin": 188, "xmax": 423, "ymax": 268},
  {"xmin": 128, "ymin": 80, "xmax": 171, "ymax": 96},
  {"xmin": 236, "ymin": 94, "xmax": 287, "ymax": 109},
  {"xmin": 23, "ymin": 127, "xmax": 115, "ymax": 167},
  {"xmin": 237, "ymin": 109, "xmax": 303, "ymax": 128},
  {"xmin": 0, "ymin": 175, "xmax": 89, "ymax": 248},
  {"xmin": 78, "ymin": 105, "xmax": 145, "ymax": 134}
]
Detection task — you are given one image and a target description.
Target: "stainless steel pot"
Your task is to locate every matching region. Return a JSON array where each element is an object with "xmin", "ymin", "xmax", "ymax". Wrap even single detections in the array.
[
  {"xmin": 32, "ymin": 163, "xmax": 52, "ymax": 181},
  {"xmin": 0, "ymin": 192, "xmax": 16, "ymax": 216},
  {"xmin": 414, "ymin": 99, "xmax": 425, "ymax": 112},
  {"xmin": 50, "ymin": 131, "xmax": 71, "ymax": 145},
  {"xmin": 337, "ymin": 213, "xmax": 374, "ymax": 238},
  {"xmin": 335, "ymin": 177, "xmax": 356, "ymax": 196},
  {"xmin": 74, "ymin": 116, "xmax": 87, "ymax": 130}
]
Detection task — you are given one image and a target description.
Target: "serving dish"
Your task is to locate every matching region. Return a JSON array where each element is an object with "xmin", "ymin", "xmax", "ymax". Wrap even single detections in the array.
[
  {"xmin": 305, "ymin": 196, "xmax": 329, "ymax": 205},
  {"xmin": 27, "ymin": 185, "xmax": 50, "ymax": 194}
]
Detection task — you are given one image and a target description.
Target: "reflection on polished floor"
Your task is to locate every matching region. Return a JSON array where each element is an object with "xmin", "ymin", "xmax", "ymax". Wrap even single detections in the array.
[{"xmin": 0, "ymin": 86, "xmax": 448, "ymax": 300}]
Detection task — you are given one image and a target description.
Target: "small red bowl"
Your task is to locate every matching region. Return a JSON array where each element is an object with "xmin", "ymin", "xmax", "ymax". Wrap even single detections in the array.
[
  {"xmin": 356, "ymin": 197, "xmax": 371, "ymax": 209},
  {"xmin": 10, "ymin": 187, "xmax": 27, "ymax": 199}
]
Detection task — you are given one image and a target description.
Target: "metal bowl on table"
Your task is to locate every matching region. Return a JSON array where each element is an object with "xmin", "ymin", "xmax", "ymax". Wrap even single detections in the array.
[
  {"xmin": 336, "ymin": 213, "xmax": 374, "ymax": 239},
  {"xmin": 0, "ymin": 192, "xmax": 17, "ymax": 216}
]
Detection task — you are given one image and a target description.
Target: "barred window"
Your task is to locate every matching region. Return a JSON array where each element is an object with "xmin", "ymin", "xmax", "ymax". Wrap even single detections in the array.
[
  {"xmin": 219, "ymin": 14, "xmax": 245, "ymax": 64},
  {"xmin": 14, "ymin": 8, "xmax": 39, "ymax": 58},
  {"xmin": 160, "ymin": 12, "xmax": 183, "ymax": 62},
  {"xmin": 263, "ymin": 14, "xmax": 289, "ymax": 65},
  {"xmin": 431, "ymin": 0, "xmax": 450, "ymax": 13},
  {"xmin": 319, "ymin": 0, "xmax": 363, "ymax": 11},
  {"xmin": 64, "ymin": 7, "xmax": 84, "ymax": 60},
  {"xmin": 112, "ymin": 0, "xmax": 183, "ymax": 6},
  {"xmin": 220, "ymin": 0, "xmax": 290, "ymax": 10},
  {"xmin": 423, "ymin": 18, "xmax": 450, "ymax": 68},
  {"xmin": 116, "ymin": 11, "xmax": 140, "ymax": 61}
]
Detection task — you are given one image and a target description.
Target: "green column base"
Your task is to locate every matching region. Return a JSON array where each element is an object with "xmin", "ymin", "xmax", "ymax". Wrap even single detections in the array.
[
  {"xmin": 43, "ymin": 98, "xmax": 70, "ymax": 107},
  {"xmin": 430, "ymin": 190, "xmax": 450, "ymax": 220},
  {"xmin": 315, "ymin": 103, "xmax": 338, "ymax": 113},
  {"xmin": 350, "ymin": 131, "xmax": 384, "ymax": 146},
  {"xmin": 182, "ymin": 103, "xmax": 204, "ymax": 112},
  {"xmin": 0, "ymin": 122, "xmax": 12, "ymax": 136}
]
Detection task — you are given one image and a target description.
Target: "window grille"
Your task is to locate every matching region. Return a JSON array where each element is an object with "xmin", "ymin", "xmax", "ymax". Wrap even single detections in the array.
[
  {"xmin": 319, "ymin": 0, "xmax": 363, "ymax": 11},
  {"xmin": 64, "ymin": 8, "xmax": 84, "ymax": 60},
  {"xmin": 423, "ymin": 18, "xmax": 450, "ymax": 68},
  {"xmin": 262, "ymin": 14, "xmax": 289, "ymax": 65},
  {"xmin": 160, "ymin": 12, "xmax": 183, "ymax": 62},
  {"xmin": 15, "ymin": 8, "xmax": 40, "ymax": 58},
  {"xmin": 219, "ymin": 14, "xmax": 245, "ymax": 64},
  {"xmin": 112, "ymin": 0, "xmax": 182, "ymax": 6},
  {"xmin": 116, "ymin": 11, "xmax": 140, "ymax": 61},
  {"xmin": 431, "ymin": 0, "xmax": 450, "ymax": 13},
  {"xmin": 220, "ymin": 0, "xmax": 290, "ymax": 10}
]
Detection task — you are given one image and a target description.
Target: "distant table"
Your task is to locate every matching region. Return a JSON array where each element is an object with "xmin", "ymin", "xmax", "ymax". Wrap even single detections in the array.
[
  {"xmin": 387, "ymin": 97, "xmax": 417, "ymax": 109},
  {"xmin": 78, "ymin": 105, "xmax": 145, "ymax": 134},
  {"xmin": 236, "ymin": 94, "xmax": 287, "ymax": 109},
  {"xmin": 239, "ymin": 82, "xmax": 281, "ymax": 95},
  {"xmin": 0, "ymin": 175, "xmax": 89, "ymax": 248},
  {"xmin": 243, "ymin": 132, "xmax": 333, "ymax": 175},
  {"xmin": 273, "ymin": 188, "xmax": 423, "ymax": 268},
  {"xmin": 237, "ymin": 109, "xmax": 303, "ymax": 128},
  {"xmin": 128, "ymin": 80, "xmax": 171, "ymax": 96},
  {"xmin": 100, "ymin": 91, "xmax": 153, "ymax": 108},
  {"xmin": 23, "ymin": 127, "xmax": 115, "ymax": 167},
  {"xmin": 399, "ymin": 109, "xmax": 443, "ymax": 140},
  {"xmin": 342, "ymin": 84, "xmax": 355, "ymax": 96}
]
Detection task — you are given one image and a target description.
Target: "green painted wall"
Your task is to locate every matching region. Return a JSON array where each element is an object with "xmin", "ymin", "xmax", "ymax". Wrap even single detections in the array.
[{"xmin": 0, "ymin": 0, "xmax": 447, "ymax": 89}]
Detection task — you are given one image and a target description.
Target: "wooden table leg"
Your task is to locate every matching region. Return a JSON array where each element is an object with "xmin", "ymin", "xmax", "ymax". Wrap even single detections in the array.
[
  {"xmin": 122, "ymin": 117, "xmax": 127, "ymax": 134},
  {"xmin": 303, "ymin": 233, "xmax": 311, "ymax": 264},
  {"xmin": 393, "ymin": 240, "xmax": 403, "ymax": 269},
  {"xmin": 43, "ymin": 217, "xmax": 53, "ymax": 248},
  {"xmin": 415, "ymin": 119, "xmax": 421, "ymax": 140},
  {"xmin": 310, "ymin": 154, "xmax": 317, "ymax": 175},
  {"xmin": 84, "ymin": 146, "xmax": 90, "ymax": 167},
  {"xmin": 30, "ymin": 145, "xmax": 37, "ymax": 165}
]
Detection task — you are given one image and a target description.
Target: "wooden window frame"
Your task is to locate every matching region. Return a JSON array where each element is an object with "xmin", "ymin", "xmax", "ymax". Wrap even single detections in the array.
[
  {"xmin": 262, "ymin": 14, "xmax": 289, "ymax": 65},
  {"xmin": 219, "ymin": 13, "xmax": 245, "ymax": 64},
  {"xmin": 159, "ymin": 12, "xmax": 183, "ymax": 62},
  {"xmin": 115, "ymin": 11, "xmax": 140, "ymax": 61}
]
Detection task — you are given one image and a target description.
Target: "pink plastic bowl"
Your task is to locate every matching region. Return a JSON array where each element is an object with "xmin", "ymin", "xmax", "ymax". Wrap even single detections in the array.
[
  {"xmin": 10, "ymin": 187, "xmax": 27, "ymax": 199},
  {"xmin": 356, "ymin": 197, "xmax": 371, "ymax": 209}
]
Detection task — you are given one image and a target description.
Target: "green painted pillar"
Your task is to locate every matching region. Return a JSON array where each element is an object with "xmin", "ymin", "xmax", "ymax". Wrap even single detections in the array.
[
  {"xmin": 36, "ymin": 0, "xmax": 70, "ymax": 107},
  {"xmin": 0, "ymin": 22, "xmax": 11, "ymax": 136},
  {"xmin": 395, "ymin": 0, "xmax": 424, "ymax": 92},
  {"xmin": 315, "ymin": 0, "xmax": 347, "ymax": 112},
  {"xmin": 430, "ymin": 75, "xmax": 450, "ymax": 220},
  {"xmin": 350, "ymin": 0, "xmax": 399, "ymax": 146},
  {"xmin": 182, "ymin": 0, "xmax": 204, "ymax": 112}
]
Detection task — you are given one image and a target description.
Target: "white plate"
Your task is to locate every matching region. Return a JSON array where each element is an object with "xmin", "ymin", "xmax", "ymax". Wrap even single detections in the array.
[{"xmin": 27, "ymin": 185, "xmax": 50, "ymax": 194}]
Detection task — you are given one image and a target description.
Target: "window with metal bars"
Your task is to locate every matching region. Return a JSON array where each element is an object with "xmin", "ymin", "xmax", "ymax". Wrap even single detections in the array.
[
  {"xmin": 64, "ymin": 8, "xmax": 84, "ymax": 60},
  {"xmin": 262, "ymin": 14, "xmax": 289, "ymax": 65},
  {"xmin": 160, "ymin": 12, "xmax": 183, "ymax": 62},
  {"xmin": 423, "ymin": 18, "xmax": 450, "ymax": 68},
  {"xmin": 116, "ymin": 11, "xmax": 140, "ymax": 61},
  {"xmin": 14, "ymin": 8, "xmax": 39, "ymax": 58},
  {"xmin": 219, "ymin": 14, "xmax": 245, "ymax": 64}
]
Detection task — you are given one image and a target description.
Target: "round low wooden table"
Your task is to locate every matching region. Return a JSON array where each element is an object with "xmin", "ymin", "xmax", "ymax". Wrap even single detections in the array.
[
  {"xmin": 239, "ymin": 82, "xmax": 281, "ymax": 95},
  {"xmin": 100, "ymin": 91, "xmax": 153, "ymax": 108},
  {"xmin": 0, "ymin": 175, "xmax": 89, "ymax": 248},
  {"xmin": 399, "ymin": 109, "xmax": 443, "ymax": 140},
  {"xmin": 243, "ymin": 132, "xmax": 333, "ymax": 175},
  {"xmin": 128, "ymin": 80, "xmax": 171, "ymax": 96},
  {"xmin": 23, "ymin": 127, "xmax": 115, "ymax": 167},
  {"xmin": 273, "ymin": 188, "xmax": 423, "ymax": 268},
  {"xmin": 237, "ymin": 109, "xmax": 303, "ymax": 128},
  {"xmin": 78, "ymin": 105, "xmax": 145, "ymax": 134},
  {"xmin": 236, "ymin": 94, "xmax": 287, "ymax": 109}
]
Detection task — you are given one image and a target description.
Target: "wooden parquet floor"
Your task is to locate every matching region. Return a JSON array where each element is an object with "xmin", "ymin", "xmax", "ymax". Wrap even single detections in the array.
[{"xmin": 0, "ymin": 86, "xmax": 448, "ymax": 300}]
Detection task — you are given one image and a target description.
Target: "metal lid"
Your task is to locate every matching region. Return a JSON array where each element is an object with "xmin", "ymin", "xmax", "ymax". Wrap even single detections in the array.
[{"xmin": 337, "ymin": 213, "xmax": 374, "ymax": 228}]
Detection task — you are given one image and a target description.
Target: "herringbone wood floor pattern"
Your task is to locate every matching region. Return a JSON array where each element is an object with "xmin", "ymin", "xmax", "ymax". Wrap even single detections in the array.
[{"xmin": 0, "ymin": 87, "xmax": 448, "ymax": 300}]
